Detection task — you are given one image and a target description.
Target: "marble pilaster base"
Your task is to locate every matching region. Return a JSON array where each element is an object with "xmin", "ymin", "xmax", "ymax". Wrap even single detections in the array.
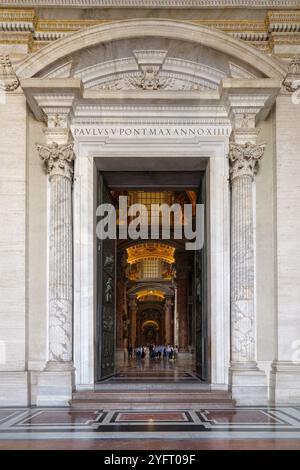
[
  {"xmin": 36, "ymin": 363, "xmax": 75, "ymax": 406},
  {"xmin": 0, "ymin": 372, "xmax": 29, "ymax": 406},
  {"xmin": 270, "ymin": 361, "xmax": 300, "ymax": 404},
  {"xmin": 230, "ymin": 368, "xmax": 268, "ymax": 405}
]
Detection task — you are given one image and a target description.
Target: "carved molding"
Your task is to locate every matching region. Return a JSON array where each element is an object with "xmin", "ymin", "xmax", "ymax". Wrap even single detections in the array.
[
  {"xmin": 72, "ymin": 52, "xmax": 229, "ymax": 92},
  {"xmin": 47, "ymin": 113, "xmax": 69, "ymax": 129},
  {"xmin": 36, "ymin": 142, "xmax": 75, "ymax": 180},
  {"xmin": 268, "ymin": 10, "xmax": 300, "ymax": 32},
  {"xmin": 75, "ymin": 54, "xmax": 226, "ymax": 91},
  {"xmin": 282, "ymin": 55, "xmax": 300, "ymax": 92},
  {"xmin": 1, "ymin": 9, "xmax": 300, "ymax": 54},
  {"xmin": 229, "ymin": 142, "xmax": 265, "ymax": 180},
  {"xmin": 1, "ymin": 1, "xmax": 300, "ymax": 7},
  {"xmin": 229, "ymin": 63, "xmax": 256, "ymax": 79},
  {"xmin": 0, "ymin": 55, "xmax": 20, "ymax": 91}
]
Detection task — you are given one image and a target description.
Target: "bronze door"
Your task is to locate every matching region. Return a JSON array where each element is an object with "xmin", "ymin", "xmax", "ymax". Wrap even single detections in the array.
[{"xmin": 96, "ymin": 173, "xmax": 116, "ymax": 381}]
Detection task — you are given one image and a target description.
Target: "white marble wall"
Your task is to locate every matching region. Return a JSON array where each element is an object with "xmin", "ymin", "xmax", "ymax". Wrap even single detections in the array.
[
  {"xmin": 73, "ymin": 156, "xmax": 96, "ymax": 389},
  {"xmin": 0, "ymin": 91, "xmax": 28, "ymax": 405},
  {"xmin": 271, "ymin": 94, "xmax": 300, "ymax": 403},
  {"xmin": 255, "ymin": 111, "xmax": 276, "ymax": 383},
  {"xmin": 27, "ymin": 113, "xmax": 48, "ymax": 374}
]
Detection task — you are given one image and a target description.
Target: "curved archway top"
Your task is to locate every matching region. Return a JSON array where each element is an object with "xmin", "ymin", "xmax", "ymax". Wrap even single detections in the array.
[
  {"xmin": 16, "ymin": 19, "xmax": 286, "ymax": 79},
  {"xmin": 142, "ymin": 320, "xmax": 160, "ymax": 332},
  {"xmin": 128, "ymin": 283, "xmax": 174, "ymax": 298}
]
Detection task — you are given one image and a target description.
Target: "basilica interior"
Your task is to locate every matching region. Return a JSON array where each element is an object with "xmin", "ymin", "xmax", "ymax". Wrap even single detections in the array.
[
  {"xmin": 115, "ymin": 193, "xmax": 195, "ymax": 352},
  {"xmin": 105, "ymin": 179, "xmax": 206, "ymax": 377}
]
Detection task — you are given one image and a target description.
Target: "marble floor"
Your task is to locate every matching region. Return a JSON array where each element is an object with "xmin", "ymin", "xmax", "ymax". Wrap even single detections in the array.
[
  {"xmin": 112, "ymin": 354, "xmax": 199, "ymax": 384},
  {"xmin": 1, "ymin": 406, "xmax": 300, "ymax": 449},
  {"xmin": 1, "ymin": 360, "xmax": 300, "ymax": 449}
]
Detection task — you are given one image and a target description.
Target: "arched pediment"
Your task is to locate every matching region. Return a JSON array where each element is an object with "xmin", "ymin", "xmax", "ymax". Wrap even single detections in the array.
[
  {"xmin": 16, "ymin": 19, "xmax": 286, "ymax": 80},
  {"xmin": 44, "ymin": 49, "xmax": 228, "ymax": 91}
]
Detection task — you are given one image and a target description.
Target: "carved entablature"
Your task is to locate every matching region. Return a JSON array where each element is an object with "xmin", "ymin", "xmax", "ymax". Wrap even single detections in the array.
[
  {"xmin": 0, "ymin": 55, "xmax": 19, "ymax": 92},
  {"xmin": 228, "ymin": 142, "xmax": 265, "ymax": 181},
  {"xmin": 1, "ymin": 1, "xmax": 300, "ymax": 8},
  {"xmin": 36, "ymin": 142, "xmax": 75, "ymax": 181}
]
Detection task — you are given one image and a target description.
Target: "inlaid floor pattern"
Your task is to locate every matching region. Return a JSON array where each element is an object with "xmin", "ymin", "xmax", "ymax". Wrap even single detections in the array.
[{"xmin": 1, "ymin": 406, "xmax": 300, "ymax": 445}]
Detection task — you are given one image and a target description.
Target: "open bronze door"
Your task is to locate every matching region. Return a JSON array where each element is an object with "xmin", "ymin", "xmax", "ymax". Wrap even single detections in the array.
[
  {"xmin": 194, "ymin": 174, "xmax": 208, "ymax": 381},
  {"xmin": 95, "ymin": 172, "xmax": 116, "ymax": 381}
]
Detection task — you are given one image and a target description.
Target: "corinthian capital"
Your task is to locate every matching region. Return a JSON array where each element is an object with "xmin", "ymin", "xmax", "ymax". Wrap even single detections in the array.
[
  {"xmin": 229, "ymin": 142, "xmax": 265, "ymax": 181},
  {"xmin": 36, "ymin": 142, "xmax": 75, "ymax": 180}
]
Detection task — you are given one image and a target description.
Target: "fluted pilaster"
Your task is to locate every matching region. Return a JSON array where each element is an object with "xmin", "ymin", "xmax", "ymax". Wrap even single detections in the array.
[
  {"xmin": 229, "ymin": 142, "xmax": 265, "ymax": 368},
  {"xmin": 36, "ymin": 142, "xmax": 75, "ymax": 369}
]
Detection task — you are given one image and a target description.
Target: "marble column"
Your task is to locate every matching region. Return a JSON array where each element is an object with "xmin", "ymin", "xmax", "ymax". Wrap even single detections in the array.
[
  {"xmin": 129, "ymin": 297, "xmax": 137, "ymax": 348},
  {"xmin": 164, "ymin": 297, "xmax": 173, "ymax": 345},
  {"xmin": 36, "ymin": 142, "xmax": 75, "ymax": 405},
  {"xmin": 229, "ymin": 141, "xmax": 267, "ymax": 404}
]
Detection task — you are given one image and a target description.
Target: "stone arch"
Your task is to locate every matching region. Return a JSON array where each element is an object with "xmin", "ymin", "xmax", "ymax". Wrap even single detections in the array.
[
  {"xmin": 142, "ymin": 320, "xmax": 160, "ymax": 331},
  {"xmin": 16, "ymin": 19, "xmax": 286, "ymax": 79},
  {"xmin": 127, "ymin": 283, "xmax": 174, "ymax": 298}
]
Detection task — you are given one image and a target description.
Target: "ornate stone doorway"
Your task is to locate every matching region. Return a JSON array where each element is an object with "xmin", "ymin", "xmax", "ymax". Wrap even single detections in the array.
[{"xmin": 18, "ymin": 18, "xmax": 283, "ymax": 404}]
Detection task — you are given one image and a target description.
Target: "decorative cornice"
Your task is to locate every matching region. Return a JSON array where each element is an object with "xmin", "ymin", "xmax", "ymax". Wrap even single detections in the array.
[
  {"xmin": 0, "ymin": 1, "xmax": 300, "ymax": 8},
  {"xmin": 36, "ymin": 142, "xmax": 75, "ymax": 180},
  {"xmin": 228, "ymin": 142, "xmax": 265, "ymax": 180},
  {"xmin": 0, "ymin": 8, "xmax": 36, "ymax": 30},
  {"xmin": 1, "ymin": 9, "xmax": 299, "ymax": 54},
  {"xmin": 268, "ymin": 10, "xmax": 300, "ymax": 32}
]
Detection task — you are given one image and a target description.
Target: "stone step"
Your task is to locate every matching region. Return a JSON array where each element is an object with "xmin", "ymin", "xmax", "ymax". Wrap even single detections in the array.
[
  {"xmin": 72, "ymin": 391, "xmax": 231, "ymax": 401},
  {"xmin": 71, "ymin": 389, "xmax": 234, "ymax": 409},
  {"xmin": 71, "ymin": 400, "xmax": 234, "ymax": 410},
  {"xmin": 92, "ymin": 383, "xmax": 212, "ymax": 390}
]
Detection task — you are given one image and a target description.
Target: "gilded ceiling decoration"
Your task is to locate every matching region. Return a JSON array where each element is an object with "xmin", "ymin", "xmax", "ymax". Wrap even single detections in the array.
[
  {"xmin": 136, "ymin": 289, "xmax": 165, "ymax": 302},
  {"xmin": 126, "ymin": 243, "xmax": 175, "ymax": 265},
  {"xmin": 141, "ymin": 319, "xmax": 160, "ymax": 331}
]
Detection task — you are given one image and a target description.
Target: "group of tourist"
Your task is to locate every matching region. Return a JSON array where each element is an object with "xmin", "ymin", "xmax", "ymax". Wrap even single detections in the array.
[{"xmin": 127, "ymin": 344, "xmax": 179, "ymax": 360}]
